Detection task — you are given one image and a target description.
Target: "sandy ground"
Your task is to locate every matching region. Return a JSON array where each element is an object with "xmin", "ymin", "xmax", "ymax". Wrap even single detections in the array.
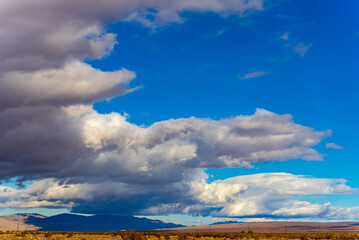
[
  {"xmin": 0, "ymin": 215, "xmax": 40, "ymax": 231},
  {"xmin": 166, "ymin": 221, "xmax": 359, "ymax": 233}
]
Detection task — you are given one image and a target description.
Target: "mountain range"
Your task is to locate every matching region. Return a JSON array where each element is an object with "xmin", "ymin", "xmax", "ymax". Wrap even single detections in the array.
[{"xmin": 0, "ymin": 213, "xmax": 185, "ymax": 231}]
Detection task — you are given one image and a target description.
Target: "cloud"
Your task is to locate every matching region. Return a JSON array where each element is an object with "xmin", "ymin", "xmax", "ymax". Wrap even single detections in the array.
[
  {"xmin": 0, "ymin": 0, "xmax": 264, "ymax": 71},
  {"xmin": 0, "ymin": 61, "xmax": 136, "ymax": 109},
  {"xmin": 238, "ymin": 71, "xmax": 270, "ymax": 80},
  {"xmin": 279, "ymin": 32, "xmax": 289, "ymax": 41},
  {"xmin": 1, "ymin": 172, "xmax": 358, "ymax": 220},
  {"xmin": 0, "ymin": 0, "xmax": 352, "ymax": 221},
  {"xmin": 293, "ymin": 43, "xmax": 312, "ymax": 57},
  {"xmin": 0, "ymin": 107, "xmax": 330, "ymax": 181},
  {"xmin": 0, "ymin": 0, "xmax": 278, "ymax": 185},
  {"xmin": 205, "ymin": 173, "xmax": 357, "ymax": 218},
  {"xmin": 217, "ymin": 30, "xmax": 225, "ymax": 36},
  {"xmin": 191, "ymin": 173, "xmax": 359, "ymax": 220},
  {"xmin": 0, "ymin": 97, "xmax": 333, "ymax": 216},
  {"xmin": 326, "ymin": 143, "xmax": 344, "ymax": 150}
]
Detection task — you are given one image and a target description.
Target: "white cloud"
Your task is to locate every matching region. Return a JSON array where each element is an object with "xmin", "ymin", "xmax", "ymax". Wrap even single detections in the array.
[
  {"xmin": 272, "ymin": 201, "xmax": 328, "ymax": 217},
  {"xmin": 279, "ymin": 32, "xmax": 289, "ymax": 41},
  {"xmin": 238, "ymin": 71, "xmax": 270, "ymax": 80},
  {"xmin": 189, "ymin": 173, "xmax": 359, "ymax": 219},
  {"xmin": 326, "ymin": 143, "xmax": 344, "ymax": 150},
  {"xmin": 194, "ymin": 173, "xmax": 357, "ymax": 218},
  {"xmin": 217, "ymin": 30, "xmax": 225, "ymax": 36},
  {"xmin": 293, "ymin": 42, "xmax": 312, "ymax": 57}
]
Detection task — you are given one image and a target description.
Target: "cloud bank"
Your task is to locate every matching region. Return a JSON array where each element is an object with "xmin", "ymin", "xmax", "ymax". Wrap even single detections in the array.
[
  {"xmin": 0, "ymin": 0, "xmax": 357, "ymax": 221},
  {"xmin": 1, "ymin": 173, "xmax": 359, "ymax": 220}
]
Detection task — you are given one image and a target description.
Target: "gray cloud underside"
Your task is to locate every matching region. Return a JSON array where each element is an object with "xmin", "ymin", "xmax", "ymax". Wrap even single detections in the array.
[
  {"xmin": 0, "ymin": 61, "xmax": 136, "ymax": 109},
  {"xmin": 0, "ymin": 0, "xmax": 263, "ymax": 71},
  {"xmin": 0, "ymin": 104, "xmax": 339, "ymax": 218},
  {"xmin": 1, "ymin": 172, "xmax": 358, "ymax": 220},
  {"xmin": 0, "ymin": 0, "xmax": 267, "ymax": 181},
  {"xmin": 0, "ymin": 106, "xmax": 329, "ymax": 181},
  {"xmin": 0, "ymin": 0, "xmax": 357, "ymax": 220}
]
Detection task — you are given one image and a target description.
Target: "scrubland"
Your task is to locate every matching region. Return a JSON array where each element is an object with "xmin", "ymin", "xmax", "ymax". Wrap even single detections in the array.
[{"xmin": 1, "ymin": 231, "xmax": 359, "ymax": 240}]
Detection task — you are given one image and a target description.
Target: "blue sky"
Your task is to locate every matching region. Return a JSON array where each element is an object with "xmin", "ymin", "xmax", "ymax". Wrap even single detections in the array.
[
  {"xmin": 0, "ymin": 0, "xmax": 358, "ymax": 225},
  {"xmin": 93, "ymin": 1, "xmax": 358, "ymax": 188}
]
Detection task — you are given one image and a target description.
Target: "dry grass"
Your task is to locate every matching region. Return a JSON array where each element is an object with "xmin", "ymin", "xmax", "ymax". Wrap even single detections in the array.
[{"xmin": 0, "ymin": 231, "xmax": 359, "ymax": 240}]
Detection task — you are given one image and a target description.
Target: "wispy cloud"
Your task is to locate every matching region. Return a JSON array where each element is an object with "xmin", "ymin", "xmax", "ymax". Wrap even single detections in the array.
[
  {"xmin": 203, "ymin": 29, "xmax": 226, "ymax": 39},
  {"xmin": 279, "ymin": 32, "xmax": 289, "ymax": 41},
  {"xmin": 217, "ymin": 29, "xmax": 225, "ymax": 36},
  {"xmin": 238, "ymin": 71, "xmax": 270, "ymax": 80},
  {"xmin": 326, "ymin": 143, "xmax": 344, "ymax": 150},
  {"xmin": 278, "ymin": 32, "xmax": 313, "ymax": 58},
  {"xmin": 293, "ymin": 42, "xmax": 312, "ymax": 57}
]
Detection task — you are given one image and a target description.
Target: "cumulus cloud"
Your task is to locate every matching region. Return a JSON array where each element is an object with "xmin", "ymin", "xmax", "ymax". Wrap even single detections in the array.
[
  {"xmin": 326, "ymin": 143, "xmax": 344, "ymax": 150},
  {"xmin": 0, "ymin": 0, "xmax": 264, "ymax": 71},
  {"xmin": 293, "ymin": 42, "xmax": 312, "ymax": 57},
  {"xmin": 1, "ymin": 173, "xmax": 358, "ymax": 220},
  {"xmin": 0, "ymin": 97, "xmax": 334, "ymax": 216},
  {"xmin": 0, "ymin": 61, "xmax": 136, "ymax": 109},
  {"xmin": 202, "ymin": 173, "xmax": 357, "ymax": 218},
  {"xmin": 238, "ymin": 71, "xmax": 270, "ymax": 80},
  {"xmin": 0, "ymin": 0, "xmax": 271, "ymax": 183},
  {"xmin": 0, "ymin": 107, "xmax": 330, "ymax": 181}
]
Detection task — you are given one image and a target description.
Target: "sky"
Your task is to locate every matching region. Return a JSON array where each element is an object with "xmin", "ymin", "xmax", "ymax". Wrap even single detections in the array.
[{"xmin": 0, "ymin": 0, "xmax": 358, "ymax": 226}]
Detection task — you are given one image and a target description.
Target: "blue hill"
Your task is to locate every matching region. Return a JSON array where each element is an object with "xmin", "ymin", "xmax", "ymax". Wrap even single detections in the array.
[{"xmin": 25, "ymin": 213, "xmax": 185, "ymax": 231}]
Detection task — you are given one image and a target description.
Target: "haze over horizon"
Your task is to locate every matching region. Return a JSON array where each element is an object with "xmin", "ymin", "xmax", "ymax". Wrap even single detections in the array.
[{"xmin": 0, "ymin": 0, "xmax": 358, "ymax": 226}]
